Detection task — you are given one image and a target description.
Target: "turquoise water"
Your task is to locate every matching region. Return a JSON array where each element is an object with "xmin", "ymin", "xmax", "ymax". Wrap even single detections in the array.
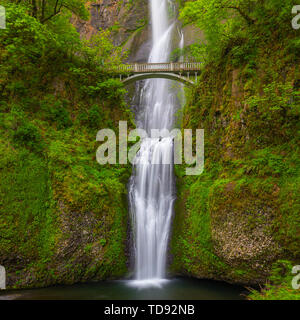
[{"xmin": 0, "ymin": 277, "xmax": 247, "ymax": 300}]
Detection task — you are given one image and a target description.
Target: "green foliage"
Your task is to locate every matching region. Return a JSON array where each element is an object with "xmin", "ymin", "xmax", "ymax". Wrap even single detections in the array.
[
  {"xmin": 0, "ymin": 142, "xmax": 56, "ymax": 265},
  {"xmin": 171, "ymin": 171, "xmax": 230, "ymax": 277},
  {"xmin": 44, "ymin": 101, "xmax": 73, "ymax": 130},
  {"xmin": 173, "ymin": 0, "xmax": 300, "ymax": 298},
  {"xmin": 81, "ymin": 30, "xmax": 128, "ymax": 70},
  {"xmin": 13, "ymin": 121, "xmax": 43, "ymax": 152},
  {"xmin": 246, "ymin": 82, "xmax": 300, "ymax": 146},
  {"xmin": 100, "ymin": 239, "xmax": 107, "ymax": 247},
  {"xmin": 180, "ymin": 0, "xmax": 297, "ymax": 64},
  {"xmin": 249, "ymin": 261, "xmax": 300, "ymax": 300},
  {"xmin": 7, "ymin": 0, "xmax": 89, "ymax": 23},
  {"xmin": 0, "ymin": 0, "xmax": 131, "ymax": 289},
  {"xmin": 85, "ymin": 79, "xmax": 127, "ymax": 102},
  {"xmin": 269, "ymin": 260, "xmax": 294, "ymax": 285},
  {"xmin": 79, "ymin": 104, "xmax": 103, "ymax": 129},
  {"xmin": 246, "ymin": 148, "xmax": 297, "ymax": 177},
  {"xmin": 171, "ymin": 42, "xmax": 207, "ymax": 62},
  {"xmin": 275, "ymin": 174, "xmax": 300, "ymax": 258},
  {"xmin": 230, "ymin": 37, "xmax": 257, "ymax": 68},
  {"xmin": 247, "ymin": 82, "xmax": 299, "ymax": 116},
  {"xmin": 250, "ymin": 285, "xmax": 300, "ymax": 300}
]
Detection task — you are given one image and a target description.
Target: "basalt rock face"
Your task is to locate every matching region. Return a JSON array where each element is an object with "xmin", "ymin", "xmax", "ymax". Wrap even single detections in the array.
[
  {"xmin": 72, "ymin": 0, "xmax": 151, "ymax": 62},
  {"xmin": 72, "ymin": 1, "xmax": 204, "ymax": 63}
]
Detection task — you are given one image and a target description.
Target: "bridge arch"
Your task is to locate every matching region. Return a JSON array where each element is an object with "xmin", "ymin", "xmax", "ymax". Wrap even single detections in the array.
[
  {"xmin": 116, "ymin": 62, "xmax": 202, "ymax": 87},
  {"xmin": 121, "ymin": 73, "xmax": 194, "ymax": 86}
]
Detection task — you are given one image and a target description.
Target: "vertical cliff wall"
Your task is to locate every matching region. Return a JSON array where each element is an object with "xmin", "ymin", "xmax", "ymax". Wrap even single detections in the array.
[
  {"xmin": 72, "ymin": 0, "xmax": 151, "ymax": 62},
  {"xmin": 171, "ymin": 33, "xmax": 300, "ymax": 286}
]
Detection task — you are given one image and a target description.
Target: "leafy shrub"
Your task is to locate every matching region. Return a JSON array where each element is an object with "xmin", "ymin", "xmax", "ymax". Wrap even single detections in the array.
[
  {"xmin": 47, "ymin": 105, "xmax": 72, "ymax": 129},
  {"xmin": 179, "ymin": 0, "xmax": 297, "ymax": 65},
  {"xmin": 40, "ymin": 96, "xmax": 72, "ymax": 129},
  {"xmin": 230, "ymin": 39, "xmax": 257, "ymax": 68},
  {"xmin": 79, "ymin": 104, "xmax": 103, "ymax": 129},
  {"xmin": 85, "ymin": 79, "xmax": 126, "ymax": 104},
  {"xmin": 87, "ymin": 105, "xmax": 102, "ymax": 129},
  {"xmin": 13, "ymin": 121, "xmax": 43, "ymax": 152}
]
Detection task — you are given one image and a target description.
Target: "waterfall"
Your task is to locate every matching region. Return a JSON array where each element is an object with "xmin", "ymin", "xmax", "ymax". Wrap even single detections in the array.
[
  {"xmin": 179, "ymin": 30, "xmax": 184, "ymax": 62},
  {"xmin": 128, "ymin": 0, "xmax": 181, "ymax": 287}
]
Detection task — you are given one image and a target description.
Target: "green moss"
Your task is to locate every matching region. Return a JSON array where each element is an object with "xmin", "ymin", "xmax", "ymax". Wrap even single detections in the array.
[
  {"xmin": 0, "ymin": 5, "xmax": 133, "ymax": 287},
  {"xmin": 171, "ymin": 15, "xmax": 300, "ymax": 290},
  {"xmin": 0, "ymin": 99, "xmax": 131, "ymax": 288},
  {"xmin": 171, "ymin": 170, "xmax": 230, "ymax": 278}
]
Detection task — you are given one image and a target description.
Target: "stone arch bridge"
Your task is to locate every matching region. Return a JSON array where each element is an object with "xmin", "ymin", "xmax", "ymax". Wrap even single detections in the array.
[{"xmin": 116, "ymin": 62, "xmax": 202, "ymax": 86}]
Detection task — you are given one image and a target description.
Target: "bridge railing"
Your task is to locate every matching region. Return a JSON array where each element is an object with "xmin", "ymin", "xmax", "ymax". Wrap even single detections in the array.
[{"xmin": 117, "ymin": 62, "xmax": 202, "ymax": 73}]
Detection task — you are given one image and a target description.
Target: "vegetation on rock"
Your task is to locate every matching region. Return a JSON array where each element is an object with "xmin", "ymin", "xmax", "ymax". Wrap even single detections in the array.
[
  {"xmin": 0, "ymin": 0, "xmax": 131, "ymax": 288},
  {"xmin": 0, "ymin": 0, "xmax": 299, "ymax": 301},
  {"xmin": 171, "ymin": 0, "xmax": 300, "ymax": 300}
]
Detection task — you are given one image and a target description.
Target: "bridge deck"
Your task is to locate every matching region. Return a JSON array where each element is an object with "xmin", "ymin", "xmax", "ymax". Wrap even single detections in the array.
[{"xmin": 117, "ymin": 62, "xmax": 202, "ymax": 74}]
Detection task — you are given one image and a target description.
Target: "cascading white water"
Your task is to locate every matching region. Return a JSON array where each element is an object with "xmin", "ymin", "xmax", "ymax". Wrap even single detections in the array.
[
  {"xmin": 179, "ymin": 30, "xmax": 184, "ymax": 61},
  {"xmin": 128, "ymin": 0, "xmax": 181, "ymax": 287}
]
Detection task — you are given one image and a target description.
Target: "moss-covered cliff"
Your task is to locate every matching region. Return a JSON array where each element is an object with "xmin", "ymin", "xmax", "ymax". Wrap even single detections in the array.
[
  {"xmin": 171, "ymin": 18, "xmax": 299, "ymax": 295},
  {"xmin": 0, "ymin": 2, "xmax": 133, "ymax": 289}
]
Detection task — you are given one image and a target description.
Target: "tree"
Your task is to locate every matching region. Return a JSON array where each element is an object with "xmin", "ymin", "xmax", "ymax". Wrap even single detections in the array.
[
  {"xmin": 11, "ymin": 0, "xmax": 89, "ymax": 23},
  {"xmin": 81, "ymin": 30, "xmax": 128, "ymax": 70},
  {"xmin": 180, "ymin": 0, "xmax": 297, "ymax": 62},
  {"xmin": 181, "ymin": 0, "xmax": 256, "ymax": 27}
]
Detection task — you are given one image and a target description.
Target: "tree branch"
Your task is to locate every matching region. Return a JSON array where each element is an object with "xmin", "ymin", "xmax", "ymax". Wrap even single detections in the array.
[
  {"xmin": 60, "ymin": 3, "xmax": 80, "ymax": 17},
  {"xmin": 40, "ymin": 0, "xmax": 63, "ymax": 24},
  {"xmin": 31, "ymin": 0, "xmax": 38, "ymax": 18},
  {"xmin": 217, "ymin": 2, "xmax": 255, "ymax": 25},
  {"xmin": 226, "ymin": 5, "xmax": 255, "ymax": 25},
  {"xmin": 41, "ymin": 0, "xmax": 46, "ymax": 22}
]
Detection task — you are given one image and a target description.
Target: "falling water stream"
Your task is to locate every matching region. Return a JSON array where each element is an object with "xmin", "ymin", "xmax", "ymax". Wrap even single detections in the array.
[{"xmin": 128, "ymin": 0, "xmax": 180, "ymax": 286}]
